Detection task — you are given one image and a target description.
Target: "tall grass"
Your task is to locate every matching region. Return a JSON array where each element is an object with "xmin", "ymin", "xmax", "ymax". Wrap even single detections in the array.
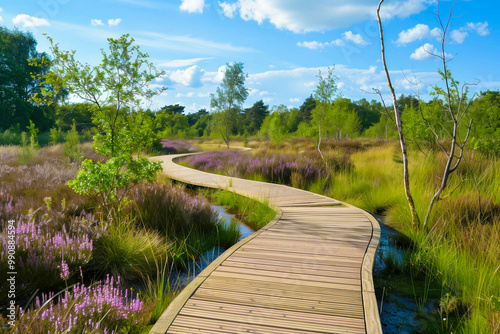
[
  {"xmin": 183, "ymin": 138, "xmax": 499, "ymax": 333},
  {"xmin": 204, "ymin": 189, "xmax": 277, "ymax": 230},
  {"xmin": 129, "ymin": 183, "xmax": 240, "ymax": 267},
  {"xmin": 335, "ymin": 145, "xmax": 500, "ymax": 333}
]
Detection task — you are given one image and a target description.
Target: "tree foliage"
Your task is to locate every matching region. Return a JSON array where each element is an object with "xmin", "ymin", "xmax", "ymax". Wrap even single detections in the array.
[
  {"xmin": 244, "ymin": 100, "xmax": 269, "ymax": 135},
  {"xmin": 210, "ymin": 62, "xmax": 248, "ymax": 148},
  {"xmin": 313, "ymin": 67, "xmax": 339, "ymax": 160},
  {"xmin": 37, "ymin": 34, "xmax": 165, "ymax": 216},
  {"xmin": 0, "ymin": 27, "xmax": 58, "ymax": 131},
  {"xmin": 64, "ymin": 121, "xmax": 82, "ymax": 162}
]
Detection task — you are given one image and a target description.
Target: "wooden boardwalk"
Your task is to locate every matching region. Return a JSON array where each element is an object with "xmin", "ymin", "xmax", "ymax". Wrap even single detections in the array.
[{"xmin": 149, "ymin": 152, "xmax": 382, "ymax": 334}]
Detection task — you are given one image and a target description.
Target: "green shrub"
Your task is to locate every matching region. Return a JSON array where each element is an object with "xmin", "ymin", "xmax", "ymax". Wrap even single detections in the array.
[
  {"xmin": 18, "ymin": 132, "xmax": 36, "ymax": 164},
  {"xmin": 49, "ymin": 126, "xmax": 63, "ymax": 145},
  {"xmin": 63, "ymin": 122, "xmax": 82, "ymax": 162},
  {"xmin": 0, "ymin": 129, "xmax": 21, "ymax": 145}
]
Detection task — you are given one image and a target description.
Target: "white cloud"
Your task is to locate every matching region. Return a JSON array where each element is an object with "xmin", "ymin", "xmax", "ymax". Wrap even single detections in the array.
[
  {"xmin": 467, "ymin": 22, "xmax": 490, "ymax": 36},
  {"xmin": 224, "ymin": 0, "xmax": 431, "ymax": 33},
  {"xmin": 108, "ymin": 18, "xmax": 122, "ymax": 26},
  {"xmin": 197, "ymin": 92, "xmax": 211, "ymax": 98},
  {"xmin": 330, "ymin": 39, "xmax": 345, "ymax": 46},
  {"xmin": 297, "ymin": 40, "xmax": 345, "ymax": 50},
  {"xmin": 91, "ymin": 19, "xmax": 104, "ymax": 26},
  {"xmin": 396, "ymin": 24, "xmax": 441, "ymax": 45},
  {"xmin": 450, "ymin": 30, "xmax": 468, "ymax": 44},
  {"xmin": 0, "ymin": 7, "xmax": 3, "ymax": 22},
  {"xmin": 296, "ymin": 41, "xmax": 326, "ymax": 50},
  {"xmin": 343, "ymin": 31, "xmax": 369, "ymax": 45},
  {"xmin": 410, "ymin": 43, "xmax": 438, "ymax": 60},
  {"xmin": 166, "ymin": 65, "xmax": 205, "ymax": 87},
  {"xmin": 247, "ymin": 65, "xmax": 398, "ymax": 97},
  {"xmin": 180, "ymin": 0, "xmax": 205, "ymax": 13},
  {"xmin": 12, "ymin": 14, "xmax": 50, "ymax": 27},
  {"xmin": 248, "ymin": 88, "xmax": 259, "ymax": 95},
  {"xmin": 136, "ymin": 32, "xmax": 252, "ymax": 55},
  {"xmin": 450, "ymin": 22, "xmax": 489, "ymax": 44},
  {"xmin": 159, "ymin": 57, "xmax": 212, "ymax": 68},
  {"xmin": 219, "ymin": 1, "xmax": 239, "ymax": 18},
  {"xmin": 202, "ymin": 65, "xmax": 227, "ymax": 83},
  {"xmin": 289, "ymin": 97, "xmax": 300, "ymax": 103},
  {"xmin": 297, "ymin": 32, "xmax": 370, "ymax": 51},
  {"xmin": 176, "ymin": 92, "xmax": 195, "ymax": 98}
]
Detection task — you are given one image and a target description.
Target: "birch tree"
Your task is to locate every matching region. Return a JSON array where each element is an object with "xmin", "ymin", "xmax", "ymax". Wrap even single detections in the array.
[
  {"xmin": 210, "ymin": 62, "xmax": 248, "ymax": 149},
  {"xmin": 377, "ymin": 0, "xmax": 475, "ymax": 229}
]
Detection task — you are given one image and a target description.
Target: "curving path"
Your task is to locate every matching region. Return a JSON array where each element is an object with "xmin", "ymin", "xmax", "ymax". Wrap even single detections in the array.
[{"xmin": 149, "ymin": 152, "xmax": 382, "ymax": 334}]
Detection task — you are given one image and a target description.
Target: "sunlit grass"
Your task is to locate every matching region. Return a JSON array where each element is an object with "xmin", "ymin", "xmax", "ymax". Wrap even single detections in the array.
[{"xmin": 203, "ymin": 189, "xmax": 277, "ymax": 230}]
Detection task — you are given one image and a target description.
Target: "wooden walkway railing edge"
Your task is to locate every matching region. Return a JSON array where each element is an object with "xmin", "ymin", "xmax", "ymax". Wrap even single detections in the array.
[{"xmin": 361, "ymin": 213, "xmax": 381, "ymax": 334}]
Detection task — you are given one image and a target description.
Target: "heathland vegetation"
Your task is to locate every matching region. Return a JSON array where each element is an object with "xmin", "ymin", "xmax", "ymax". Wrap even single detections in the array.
[{"xmin": 1, "ymin": 3, "xmax": 499, "ymax": 332}]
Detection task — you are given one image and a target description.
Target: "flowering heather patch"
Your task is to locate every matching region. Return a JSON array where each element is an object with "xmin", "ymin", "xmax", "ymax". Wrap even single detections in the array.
[
  {"xmin": 0, "ymin": 145, "xmax": 104, "ymax": 300},
  {"xmin": 185, "ymin": 150, "xmax": 245, "ymax": 172},
  {"xmin": 160, "ymin": 140, "xmax": 199, "ymax": 154},
  {"xmin": 1, "ymin": 216, "xmax": 93, "ymax": 267},
  {"xmin": 182, "ymin": 150, "xmax": 337, "ymax": 187},
  {"xmin": 17, "ymin": 275, "xmax": 145, "ymax": 333},
  {"xmin": 0, "ymin": 210, "xmax": 103, "ymax": 301},
  {"xmin": 0, "ymin": 144, "xmax": 240, "ymax": 331}
]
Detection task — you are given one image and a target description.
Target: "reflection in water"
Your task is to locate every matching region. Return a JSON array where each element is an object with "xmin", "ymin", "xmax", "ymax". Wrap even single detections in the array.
[
  {"xmin": 171, "ymin": 204, "xmax": 256, "ymax": 287},
  {"xmin": 210, "ymin": 204, "xmax": 255, "ymax": 241}
]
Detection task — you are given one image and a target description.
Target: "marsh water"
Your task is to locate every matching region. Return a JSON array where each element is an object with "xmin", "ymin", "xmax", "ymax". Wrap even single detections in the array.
[
  {"xmin": 170, "ymin": 204, "xmax": 256, "ymax": 286},
  {"xmin": 375, "ymin": 218, "xmax": 435, "ymax": 333}
]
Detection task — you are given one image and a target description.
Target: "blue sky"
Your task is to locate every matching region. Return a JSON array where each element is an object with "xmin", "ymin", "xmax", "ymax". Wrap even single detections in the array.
[{"xmin": 1, "ymin": 0, "xmax": 499, "ymax": 113}]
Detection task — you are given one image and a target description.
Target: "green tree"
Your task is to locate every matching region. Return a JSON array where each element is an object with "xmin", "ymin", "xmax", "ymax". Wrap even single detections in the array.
[
  {"xmin": 343, "ymin": 111, "xmax": 362, "ymax": 139},
  {"xmin": 26, "ymin": 120, "xmax": 39, "ymax": 150},
  {"xmin": 187, "ymin": 108, "xmax": 208, "ymax": 127},
  {"xmin": 64, "ymin": 121, "xmax": 82, "ymax": 162},
  {"xmin": 268, "ymin": 105, "xmax": 288, "ymax": 147},
  {"xmin": 0, "ymin": 27, "xmax": 56, "ymax": 131},
  {"xmin": 468, "ymin": 90, "xmax": 500, "ymax": 155},
  {"xmin": 298, "ymin": 95, "xmax": 316, "ymax": 123},
  {"xmin": 190, "ymin": 110, "xmax": 211, "ymax": 137},
  {"xmin": 210, "ymin": 62, "xmax": 248, "ymax": 148},
  {"xmin": 285, "ymin": 107, "xmax": 301, "ymax": 133},
  {"xmin": 397, "ymin": 94, "xmax": 419, "ymax": 112},
  {"xmin": 244, "ymin": 100, "xmax": 269, "ymax": 135},
  {"xmin": 354, "ymin": 98, "xmax": 381, "ymax": 131},
  {"xmin": 37, "ymin": 34, "xmax": 165, "ymax": 216},
  {"xmin": 377, "ymin": 0, "xmax": 475, "ymax": 228},
  {"xmin": 49, "ymin": 126, "xmax": 63, "ymax": 145},
  {"xmin": 54, "ymin": 103, "xmax": 94, "ymax": 132},
  {"xmin": 156, "ymin": 104, "xmax": 186, "ymax": 138},
  {"xmin": 313, "ymin": 67, "xmax": 339, "ymax": 160}
]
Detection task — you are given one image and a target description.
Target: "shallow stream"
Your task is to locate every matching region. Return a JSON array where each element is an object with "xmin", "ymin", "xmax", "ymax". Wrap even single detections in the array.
[
  {"xmin": 169, "ymin": 203, "xmax": 256, "ymax": 286},
  {"xmin": 375, "ymin": 218, "xmax": 435, "ymax": 333}
]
